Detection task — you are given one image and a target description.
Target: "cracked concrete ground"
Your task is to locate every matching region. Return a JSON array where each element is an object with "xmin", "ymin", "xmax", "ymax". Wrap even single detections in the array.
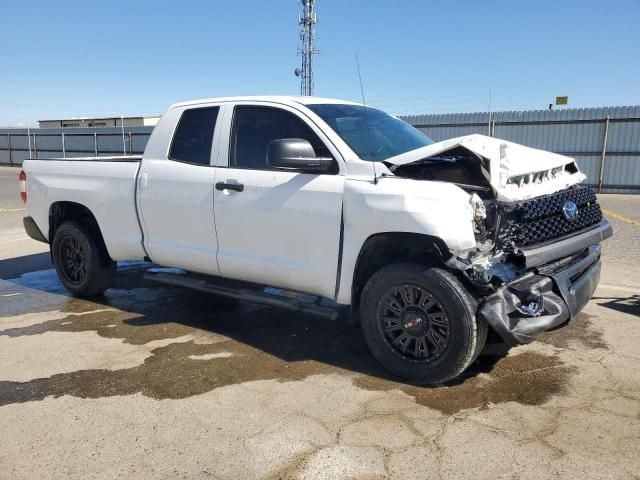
[{"xmin": 1, "ymin": 167, "xmax": 639, "ymax": 479}]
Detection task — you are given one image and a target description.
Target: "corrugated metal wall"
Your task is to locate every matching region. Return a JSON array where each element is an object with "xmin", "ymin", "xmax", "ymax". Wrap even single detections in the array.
[
  {"xmin": 0, "ymin": 126, "xmax": 154, "ymax": 165},
  {"xmin": 401, "ymin": 106, "xmax": 640, "ymax": 193},
  {"xmin": 2, "ymin": 106, "xmax": 639, "ymax": 193}
]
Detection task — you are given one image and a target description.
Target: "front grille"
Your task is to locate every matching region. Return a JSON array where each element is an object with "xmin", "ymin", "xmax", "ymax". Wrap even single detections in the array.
[{"xmin": 506, "ymin": 185, "xmax": 603, "ymax": 248}]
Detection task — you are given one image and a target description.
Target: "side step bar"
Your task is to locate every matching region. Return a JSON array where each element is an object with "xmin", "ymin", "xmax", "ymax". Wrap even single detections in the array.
[{"xmin": 143, "ymin": 269, "xmax": 339, "ymax": 321}]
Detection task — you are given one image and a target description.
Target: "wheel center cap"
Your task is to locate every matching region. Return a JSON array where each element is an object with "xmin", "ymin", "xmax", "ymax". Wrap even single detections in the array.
[{"xmin": 401, "ymin": 309, "xmax": 429, "ymax": 336}]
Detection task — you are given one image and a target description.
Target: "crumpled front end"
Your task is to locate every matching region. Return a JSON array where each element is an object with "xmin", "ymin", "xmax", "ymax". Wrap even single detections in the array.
[
  {"xmin": 382, "ymin": 133, "xmax": 612, "ymax": 344},
  {"xmin": 477, "ymin": 245, "xmax": 602, "ymax": 345},
  {"xmin": 383, "ymin": 133, "xmax": 586, "ymax": 202},
  {"xmin": 457, "ymin": 185, "xmax": 612, "ymax": 345}
]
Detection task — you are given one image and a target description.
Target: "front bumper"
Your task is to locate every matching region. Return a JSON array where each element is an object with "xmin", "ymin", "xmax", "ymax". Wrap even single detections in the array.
[
  {"xmin": 520, "ymin": 220, "xmax": 612, "ymax": 268},
  {"xmin": 478, "ymin": 243, "xmax": 602, "ymax": 345}
]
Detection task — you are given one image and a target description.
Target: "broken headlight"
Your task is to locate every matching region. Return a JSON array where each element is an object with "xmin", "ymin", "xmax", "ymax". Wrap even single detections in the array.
[{"xmin": 470, "ymin": 193, "xmax": 487, "ymax": 236}]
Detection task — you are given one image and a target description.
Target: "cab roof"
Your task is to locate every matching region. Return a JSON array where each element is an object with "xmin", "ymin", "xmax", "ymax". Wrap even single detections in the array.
[{"xmin": 170, "ymin": 95, "xmax": 361, "ymax": 109}]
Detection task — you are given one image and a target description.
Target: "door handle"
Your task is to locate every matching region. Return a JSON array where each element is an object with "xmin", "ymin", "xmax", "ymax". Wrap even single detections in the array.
[
  {"xmin": 216, "ymin": 182, "xmax": 244, "ymax": 192},
  {"xmin": 140, "ymin": 172, "xmax": 148, "ymax": 189}
]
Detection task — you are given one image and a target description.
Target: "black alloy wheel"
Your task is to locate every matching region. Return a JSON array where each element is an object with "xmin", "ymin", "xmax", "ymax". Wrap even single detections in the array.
[
  {"xmin": 359, "ymin": 263, "xmax": 488, "ymax": 384},
  {"xmin": 52, "ymin": 221, "xmax": 116, "ymax": 297},
  {"xmin": 378, "ymin": 284, "xmax": 450, "ymax": 362},
  {"xmin": 59, "ymin": 236, "xmax": 88, "ymax": 284}
]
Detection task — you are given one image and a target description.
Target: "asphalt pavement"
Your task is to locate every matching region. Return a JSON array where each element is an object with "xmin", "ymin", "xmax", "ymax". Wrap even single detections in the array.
[{"xmin": 1, "ymin": 165, "xmax": 639, "ymax": 479}]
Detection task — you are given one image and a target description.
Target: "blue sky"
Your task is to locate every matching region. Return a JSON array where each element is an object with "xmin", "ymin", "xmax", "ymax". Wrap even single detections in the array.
[{"xmin": 1, "ymin": 0, "xmax": 639, "ymax": 124}]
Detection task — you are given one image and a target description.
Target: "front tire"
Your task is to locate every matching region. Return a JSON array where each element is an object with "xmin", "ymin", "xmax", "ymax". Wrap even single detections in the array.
[
  {"xmin": 52, "ymin": 221, "xmax": 116, "ymax": 298},
  {"xmin": 360, "ymin": 263, "xmax": 487, "ymax": 385}
]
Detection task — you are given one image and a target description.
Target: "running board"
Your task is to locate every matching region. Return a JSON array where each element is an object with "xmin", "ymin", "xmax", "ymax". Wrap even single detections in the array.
[{"xmin": 143, "ymin": 269, "xmax": 339, "ymax": 321}]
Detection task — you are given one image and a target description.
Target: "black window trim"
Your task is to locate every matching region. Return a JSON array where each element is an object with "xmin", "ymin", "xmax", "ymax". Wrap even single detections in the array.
[
  {"xmin": 225, "ymin": 104, "xmax": 339, "ymax": 174},
  {"xmin": 167, "ymin": 105, "xmax": 220, "ymax": 167}
]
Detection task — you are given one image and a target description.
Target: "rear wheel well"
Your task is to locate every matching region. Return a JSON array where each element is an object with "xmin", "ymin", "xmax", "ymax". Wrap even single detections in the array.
[
  {"xmin": 350, "ymin": 233, "xmax": 448, "ymax": 321},
  {"xmin": 49, "ymin": 202, "xmax": 110, "ymax": 257}
]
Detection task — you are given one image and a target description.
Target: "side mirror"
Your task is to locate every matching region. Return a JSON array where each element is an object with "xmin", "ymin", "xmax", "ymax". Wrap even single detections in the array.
[{"xmin": 267, "ymin": 138, "xmax": 334, "ymax": 173}]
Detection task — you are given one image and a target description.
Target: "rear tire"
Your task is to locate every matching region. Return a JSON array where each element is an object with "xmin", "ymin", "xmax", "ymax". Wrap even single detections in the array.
[
  {"xmin": 52, "ymin": 221, "xmax": 116, "ymax": 298},
  {"xmin": 360, "ymin": 263, "xmax": 487, "ymax": 385}
]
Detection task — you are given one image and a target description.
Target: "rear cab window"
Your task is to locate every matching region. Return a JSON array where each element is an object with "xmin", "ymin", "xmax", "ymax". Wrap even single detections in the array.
[{"xmin": 169, "ymin": 107, "xmax": 220, "ymax": 165}]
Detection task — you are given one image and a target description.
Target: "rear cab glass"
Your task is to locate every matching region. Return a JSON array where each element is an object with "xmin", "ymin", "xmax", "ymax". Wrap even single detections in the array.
[{"xmin": 169, "ymin": 107, "xmax": 220, "ymax": 165}]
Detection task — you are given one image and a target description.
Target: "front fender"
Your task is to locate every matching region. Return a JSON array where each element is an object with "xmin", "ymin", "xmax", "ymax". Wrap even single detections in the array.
[{"xmin": 336, "ymin": 177, "xmax": 475, "ymax": 304}]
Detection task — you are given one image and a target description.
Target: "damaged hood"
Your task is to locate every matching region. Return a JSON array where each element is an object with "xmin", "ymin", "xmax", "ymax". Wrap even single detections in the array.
[{"xmin": 384, "ymin": 134, "xmax": 586, "ymax": 201}]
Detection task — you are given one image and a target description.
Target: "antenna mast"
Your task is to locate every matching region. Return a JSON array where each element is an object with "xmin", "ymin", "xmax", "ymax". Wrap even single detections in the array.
[{"xmin": 296, "ymin": 0, "xmax": 319, "ymax": 96}]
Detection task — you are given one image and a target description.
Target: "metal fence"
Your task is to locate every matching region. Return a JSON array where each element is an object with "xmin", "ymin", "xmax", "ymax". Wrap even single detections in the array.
[
  {"xmin": 0, "ymin": 126, "xmax": 154, "ymax": 166},
  {"xmin": 401, "ymin": 106, "xmax": 640, "ymax": 194},
  {"xmin": 2, "ymin": 106, "xmax": 639, "ymax": 193}
]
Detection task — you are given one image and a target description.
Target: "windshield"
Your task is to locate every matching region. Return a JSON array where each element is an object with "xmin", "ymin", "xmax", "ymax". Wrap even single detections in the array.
[{"xmin": 307, "ymin": 104, "xmax": 433, "ymax": 161}]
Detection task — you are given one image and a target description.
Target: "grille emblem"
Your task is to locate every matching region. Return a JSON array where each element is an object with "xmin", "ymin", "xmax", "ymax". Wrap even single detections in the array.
[{"xmin": 562, "ymin": 201, "xmax": 578, "ymax": 220}]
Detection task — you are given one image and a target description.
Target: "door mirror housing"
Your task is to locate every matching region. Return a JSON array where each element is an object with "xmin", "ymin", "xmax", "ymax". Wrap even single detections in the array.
[{"xmin": 267, "ymin": 138, "xmax": 334, "ymax": 173}]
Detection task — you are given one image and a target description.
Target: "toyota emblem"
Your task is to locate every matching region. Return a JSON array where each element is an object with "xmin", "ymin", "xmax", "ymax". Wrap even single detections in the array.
[{"xmin": 562, "ymin": 201, "xmax": 578, "ymax": 220}]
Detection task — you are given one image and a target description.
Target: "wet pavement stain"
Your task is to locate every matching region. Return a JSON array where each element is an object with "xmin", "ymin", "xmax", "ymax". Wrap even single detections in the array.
[
  {"xmin": 0, "ymin": 340, "xmax": 307, "ymax": 405},
  {"xmin": 353, "ymin": 351, "xmax": 575, "ymax": 415},
  {"xmin": 538, "ymin": 312, "xmax": 608, "ymax": 350},
  {"xmin": 0, "ymin": 265, "xmax": 576, "ymax": 413},
  {"xmin": 1, "ymin": 269, "xmax": 239, "ymax": 345},
  {"xmin": 0, "ymin": 309, "xmax": 378, "ymax": 406},
  {"xmin": 0, "ymin": 268, "xmax": 381, "ymax": 405},
  {"xmin": 0, "ymin": 306, "xmax": 211, "ymax": 346}
]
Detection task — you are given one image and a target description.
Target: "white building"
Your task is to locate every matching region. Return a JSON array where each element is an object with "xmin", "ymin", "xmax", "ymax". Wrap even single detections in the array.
[{"xmin": 38, "ymin": 116, "xmax": 160, "ymax": 128}]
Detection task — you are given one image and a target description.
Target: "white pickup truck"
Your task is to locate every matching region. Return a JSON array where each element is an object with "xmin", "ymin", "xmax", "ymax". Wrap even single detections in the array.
[{"xmin": 20, "ymin": 96, "xmax": 612, "ymax": 384}]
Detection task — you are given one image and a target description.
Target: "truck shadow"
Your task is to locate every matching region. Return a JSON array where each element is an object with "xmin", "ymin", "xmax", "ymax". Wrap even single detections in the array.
[
  {"xmin": 0, "ymin": 264, "xmax": 575, "ymax": 412},
  {"xmin": 110, "ymin": 265, "xmax": 511, "ymax": 383},
  {"xmin": 592, "ymin": 294, "xmax": 640, "ymax": 317},
  {"xmin": 0, "ymin": 252, "xmax": 51, "ymax": 280}
]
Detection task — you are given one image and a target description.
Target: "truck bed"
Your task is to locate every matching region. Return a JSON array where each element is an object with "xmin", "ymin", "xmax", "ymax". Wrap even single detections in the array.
[
  {"xmin": 22, "ymin": 157, "xmax": 146, "ymax": 261},
  {"xmin": 26, "ymin": 155, "xmax": 142, "ymax": 163}
]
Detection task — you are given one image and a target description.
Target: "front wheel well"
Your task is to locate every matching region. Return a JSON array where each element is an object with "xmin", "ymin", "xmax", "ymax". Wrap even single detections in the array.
[{"xmin": 350, "ymin": 233, "xmax": 449, "ymax": 321}]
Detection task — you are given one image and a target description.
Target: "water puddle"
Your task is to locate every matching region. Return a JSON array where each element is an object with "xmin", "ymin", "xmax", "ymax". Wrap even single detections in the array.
[
  {"xmin": 354, "ymin": 351, "xmax": 575, "ymax": 414},
  {"xmin": 538, "ymin": 312, "xmax": 608, "ymax": 350},
  {"xmin": 0, "ymin": 265, "xmax": 576, "ymax": 413}
]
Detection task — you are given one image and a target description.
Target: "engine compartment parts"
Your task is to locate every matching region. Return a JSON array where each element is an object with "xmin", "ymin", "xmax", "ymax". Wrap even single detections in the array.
[
  {"xmin": 383, "ymin": 134, "xmax": 587, "ymax": 202},
  {"xmin": 385, "ymin": 147, "xmax": 492, "ymax": 194}
]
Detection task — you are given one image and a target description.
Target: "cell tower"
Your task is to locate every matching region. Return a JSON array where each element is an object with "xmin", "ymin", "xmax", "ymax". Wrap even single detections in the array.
[{"xmin": 295, "ymin": 0, "xmax": 319, "ymax": 96}]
